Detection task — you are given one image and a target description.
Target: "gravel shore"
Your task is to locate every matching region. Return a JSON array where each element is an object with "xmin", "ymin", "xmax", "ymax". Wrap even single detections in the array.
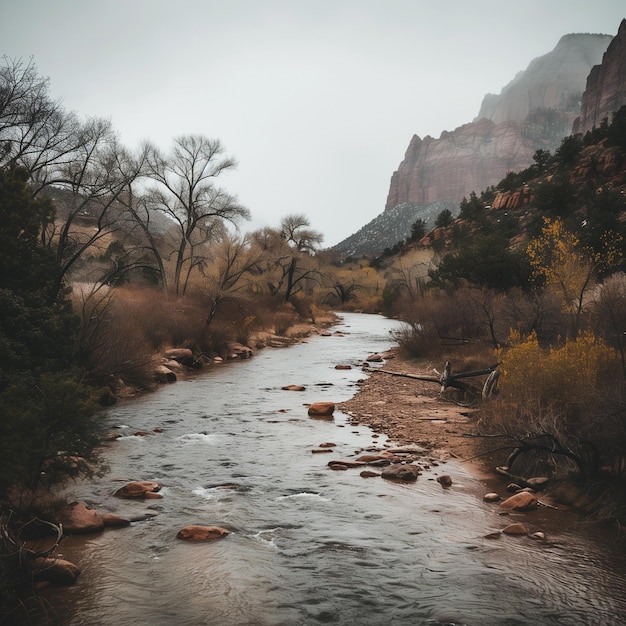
[{"xmin": 339, "ymin": 349, "xmax": 482, "ymax": 467}]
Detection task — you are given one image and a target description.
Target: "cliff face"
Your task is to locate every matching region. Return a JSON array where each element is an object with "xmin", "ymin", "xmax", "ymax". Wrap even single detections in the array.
[
  {"xmin": 573, "ymin": 19, "xmax": 626, "ymax": 134},
  {"xmin": 476, "ymin": 33, "xmax": 613, "ymax": 124},
  {"xmin": 385, "ymin": 33, "xmax": 612, "ymax": 212},
  {"xmin": 386, "ymin": 119, "xmax": 538, "ymax": 209}
]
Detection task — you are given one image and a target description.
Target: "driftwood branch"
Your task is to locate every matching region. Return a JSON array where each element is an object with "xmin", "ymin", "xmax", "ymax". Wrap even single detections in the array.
[
  {"xmin": 367, "ymin": 361, "xmax": 500, "ymax": 398},
  {"xmin": 366, "ymin": 368, "xmax": 439, "ymax": 383}
]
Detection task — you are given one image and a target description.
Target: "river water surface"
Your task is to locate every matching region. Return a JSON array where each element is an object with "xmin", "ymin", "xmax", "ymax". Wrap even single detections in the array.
[{"xmin": 49, "ymin": 313, "xmax": 626, "ymax": 625}]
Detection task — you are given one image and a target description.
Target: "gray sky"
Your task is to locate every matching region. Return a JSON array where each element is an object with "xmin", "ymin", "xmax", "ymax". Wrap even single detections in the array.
[{"xmin": 2, "ymin": 1, "xmax": 624, "ymax": 246}]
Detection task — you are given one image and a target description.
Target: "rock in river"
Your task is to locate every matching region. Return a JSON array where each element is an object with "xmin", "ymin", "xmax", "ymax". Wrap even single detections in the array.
[
  {"xmin": 176, "ymin": 525, "xmax": 230, "ymax": 542},
  {"xmin": 114, "ymin": 480, "xmax": 162, "ymax": 499},
  {"xmin": 502, "ymin": 523, "xmax": 528, "ymax": 535},
  {"xmin": 34, "ymin": 557, "xmax": 81, "ymax": 585},
  {"xmin": 381, "ymin": 464, "xmax": 421, "ymax": 482},
  {"xmin": 308, "ymin": 402, "xmax": 335, "ymax": 417},
  {"xmin": 499, "ymin": 491, "xmax": 538, "ymax": 511},
  {"xmin": 282, "ymin": 384, "xmax": 306, "ymax": 391},
  {"xmin": 56, "ymin": 501, "xmax": 104, "ymax": 535}
]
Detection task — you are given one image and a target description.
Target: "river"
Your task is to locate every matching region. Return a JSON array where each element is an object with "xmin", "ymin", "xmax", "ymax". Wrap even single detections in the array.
[{"xmin": 47, "ymin": 312, "xmax": 626, "ymax": 626}]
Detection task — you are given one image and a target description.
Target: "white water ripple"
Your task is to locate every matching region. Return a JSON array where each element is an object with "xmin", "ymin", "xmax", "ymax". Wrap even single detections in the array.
[{"xmin": 176, "ymin": 432, "xmax": 218, "ymax": 444}]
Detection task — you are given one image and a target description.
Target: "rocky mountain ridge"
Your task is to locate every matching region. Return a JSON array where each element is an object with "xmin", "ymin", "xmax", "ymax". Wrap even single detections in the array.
[
  {"xmin": 574, "ymin": 19, "xmax": 626, "ymax": 134},
  {"xmin": 331, "ymin": 25, "xmax": 624, "ymax": 259}
]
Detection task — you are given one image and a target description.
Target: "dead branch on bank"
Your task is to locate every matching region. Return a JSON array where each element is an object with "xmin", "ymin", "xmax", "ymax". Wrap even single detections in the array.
[{"xmin": 366, "ymin": 360, "xmax": 500, "ymax": 399}]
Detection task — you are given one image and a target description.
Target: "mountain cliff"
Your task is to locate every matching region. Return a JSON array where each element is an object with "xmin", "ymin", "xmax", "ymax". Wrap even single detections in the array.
[
  {"xmin": 476, "ymin": 33, "xmax": 613, "ymax": 124},
  {"xmin": 331, "ymin": 31, "xmax": 616, "ymax": 259},
  {"xmin": 573, "ymin": 19, "xmax": 626, "ymax": 134}
]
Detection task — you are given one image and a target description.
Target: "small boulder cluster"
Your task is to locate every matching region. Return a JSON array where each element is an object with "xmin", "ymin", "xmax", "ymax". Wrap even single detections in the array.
[
  {"xmin": 35, "ymin": 479, "xmax": 228, "ymax": 588},
  {"xmin": 482, "ymin": 477, "xmax": 551, "ymax": 541},
  {"xmin": 321, "ymin": 444, "xmax": 449, "ymax": 484},
  {"xmin": 154, "ymin": 344, "xmax": 254, "ymax": 386}
]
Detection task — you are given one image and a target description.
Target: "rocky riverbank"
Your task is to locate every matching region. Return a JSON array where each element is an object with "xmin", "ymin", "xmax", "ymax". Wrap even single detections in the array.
[
  {"xmin": 109, "ymin": 316, "xmax": 341, "ymax": 401},
  {"xmin": 339, "ymin": 348, "xmax": 626, "ymax": 530},
  {"xmin": 339, "ymin": 349, "xmax": 480, "ymax": 466}
]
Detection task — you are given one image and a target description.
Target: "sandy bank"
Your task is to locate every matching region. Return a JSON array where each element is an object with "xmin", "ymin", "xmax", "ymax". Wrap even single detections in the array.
[{"xmin": 338, "ymin": 349, "xmax": 489, "ymax": 477}]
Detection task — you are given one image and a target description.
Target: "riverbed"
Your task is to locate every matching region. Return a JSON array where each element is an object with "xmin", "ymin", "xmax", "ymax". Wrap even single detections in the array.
[{"xmin": 47, "ymin": 313, "xmax": 626, "ymax": 625}]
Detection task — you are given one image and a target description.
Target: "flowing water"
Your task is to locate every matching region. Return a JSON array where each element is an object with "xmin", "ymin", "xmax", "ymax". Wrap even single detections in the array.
[{"xmin": 48, "ymin": 313, "xmax": 626, "ymax": 626}]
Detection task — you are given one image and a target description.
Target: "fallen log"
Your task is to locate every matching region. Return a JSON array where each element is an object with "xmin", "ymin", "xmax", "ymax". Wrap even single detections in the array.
[
  {"xmin": 365, "ymin": 367, "xmax": 440, "ymax": 383},
  {"xmin": 366, "ymin": 361, "xmax": 499, "ymax": 398}
]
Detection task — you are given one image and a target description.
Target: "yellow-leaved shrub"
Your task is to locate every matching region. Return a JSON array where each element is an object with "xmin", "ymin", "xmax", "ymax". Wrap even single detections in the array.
[
  {"xmin": 476, "ymin": 329, "xmax": 626, "ymax": 477},
  {"xmin": 497, "ymin": 330, "xmax": 620, "ymax": 415}
]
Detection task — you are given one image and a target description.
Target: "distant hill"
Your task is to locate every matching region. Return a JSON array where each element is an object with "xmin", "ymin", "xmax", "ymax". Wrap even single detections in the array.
[{"xmin": 329, "ymin": 200, "xmax": 455, "ymax": 260}]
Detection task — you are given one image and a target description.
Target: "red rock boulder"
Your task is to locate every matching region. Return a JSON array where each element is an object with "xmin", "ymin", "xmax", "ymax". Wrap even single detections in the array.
[
  {"xmin": 502, "ymin": 523, "xmax": 528, "ymax": 535},
  {"xmin": 114, "ymin": 480, "xmax": 162, "ymax": 499},
  {"xmin": 499, "ymin": 491, "xmax": 538, "ymax": 511},
  {"xmin": 282, "ymin": 384, "xmax": 305, "ymax": 391},
  {"xmin": 381, "ymin": 464, "xmax": 421, "ymax": 482},
  {"xmin": 308, "ymin": 402, "xmax": 335, "ymax": 417},
  {"xmin": 101, "ymin": 513, "xmax": 131, "ymax": 528},
  {"xmin": 56, "ymin": 501, "xmax": 104, "ymax": 535},
  {"xmin": 34, "ymin": 557, "xmax": 81, "ymax": 585},
  {"xmin": 176, "ymin": 525, "xmax": 230, "ymax": 542}
]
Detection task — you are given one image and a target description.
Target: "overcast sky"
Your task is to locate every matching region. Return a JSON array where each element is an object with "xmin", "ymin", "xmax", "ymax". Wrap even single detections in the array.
[{"xmin": 2, "ymin": 1, "xmax": 624, "ymax": 246}]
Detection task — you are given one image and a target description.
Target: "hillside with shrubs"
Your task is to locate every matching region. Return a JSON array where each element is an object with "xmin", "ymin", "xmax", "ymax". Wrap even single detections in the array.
[{"xmin": 378, "ymin": 105, "xmax": 626, "ymax": 518}]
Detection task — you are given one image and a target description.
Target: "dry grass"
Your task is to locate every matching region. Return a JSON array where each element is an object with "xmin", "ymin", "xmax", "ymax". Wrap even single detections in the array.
[{"xmin": 74, "ymin": 285, "xmax": 336, "ymax": 389}]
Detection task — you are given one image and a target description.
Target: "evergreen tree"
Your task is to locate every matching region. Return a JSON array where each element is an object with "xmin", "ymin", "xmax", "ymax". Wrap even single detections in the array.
[{"xmin": 0, "ymin": 166, "xmax": 101, "ymax": 493}]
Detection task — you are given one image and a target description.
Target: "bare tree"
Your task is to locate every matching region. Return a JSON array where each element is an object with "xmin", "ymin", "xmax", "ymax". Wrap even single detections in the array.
[
  {"xmin": 0, "ymin": 56, "xmax": 80, "ymax": 182},
  {"xmin": 591, "ymin": 273, "xmax": 626, "ymax": 379},
  {"xmin": 274, "ymin": 214, "xmax": 324, "ymax": 302},
  {"xmin": 202, "ymin": 231, "xmax": 265, "ymax": 325},
  {"xmin": 1, "ymin": 57, "xmax": 147, "ymax": 293},
  {"xmin": 41, "ymin": 121, "xmax": 147, "ymax": 293},
  {"xmin": 143, "ymin": 135, "xmax": 249, "ymax": 295}
]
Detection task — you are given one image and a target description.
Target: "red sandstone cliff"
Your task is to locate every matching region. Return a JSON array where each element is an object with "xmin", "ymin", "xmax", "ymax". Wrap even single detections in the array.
[
  {"xmin": 385, "ymin": 33, "xmax": 613, "ymax": 211},
  {"xmin": 386, "ymin": 119, "xmax": 537, "ymax": 209},
  {"xmin": 573, "ymin": 19, "xmax": 626, "ymax": 135}
]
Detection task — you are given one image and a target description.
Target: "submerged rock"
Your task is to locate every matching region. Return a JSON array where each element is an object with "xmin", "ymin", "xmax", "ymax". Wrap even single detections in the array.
[
  {"xmin": 502, "ymin": 523, "xmax": 528, "ymax": 535},
  {"xmin": 34, "ymin": 557, "xmax": 81, "ymax": 585},
  {"xmin": 484, "ymin": 531, "xmax": 502, "ymax": 540},
  {"xmin": 436, "ymin": 474, "xmax": 452, "ymax": 488},
  {"xmin": 355, "ymin": 454, "xmax": 390, "ymax": 464},
  {"xmin": 359, "ymin": 470, "xmax": 380, "ymax": 478},
  {"xmin": 101, "ymin": 513, "xmax": 131, "ymax": 528},
  {"xmin": 328, "ymin": 459, "xmax": 367, "ymax": 469},
  {"xmin": 381, "ymin": 464, "xmax": 421, "ymax": 482},
  {"xmin": 176, "ymin": 525, "xmax": 230, "ymax": 542}
]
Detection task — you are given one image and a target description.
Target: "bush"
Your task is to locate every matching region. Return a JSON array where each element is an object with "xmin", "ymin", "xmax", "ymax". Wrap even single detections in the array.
[
  {"xmin": 0, "ymin": 372, "xmax": 103, "ymax": 492},
  {"xmin": 478, "ymin": 330, "xmax": 626, "ymax": 477},
  {"xmin": 393, "ymin": 291, "xmax": 495, "ymax": 364}
]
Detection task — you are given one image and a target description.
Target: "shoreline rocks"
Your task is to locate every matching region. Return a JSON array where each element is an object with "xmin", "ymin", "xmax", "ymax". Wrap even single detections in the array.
[
  {"xmin": 56, "ymin": 501, "xmax": 104, "ymax": 535},
  {"xmin": 34, "ymin": 557, "xmax": 81, "ymax": 586},
  {"xmin": 499, "ymin": 491, "xmax": 539, "ymax": 511}
]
